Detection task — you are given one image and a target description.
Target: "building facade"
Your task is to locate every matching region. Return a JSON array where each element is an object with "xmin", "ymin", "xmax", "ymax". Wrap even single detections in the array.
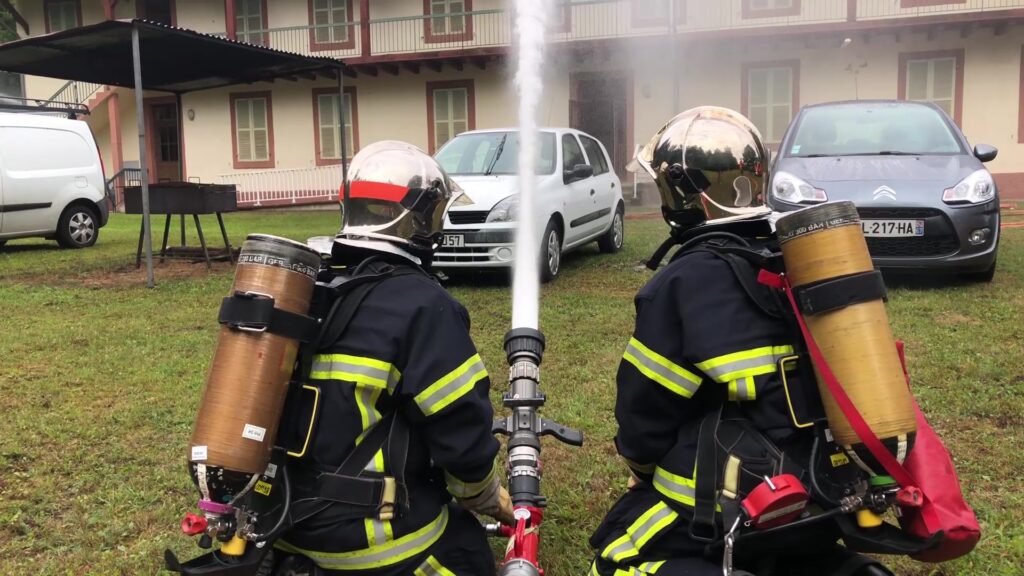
[{"xmin": 7, "ymin": 0, "xmax": 1024, "ymax": 206}]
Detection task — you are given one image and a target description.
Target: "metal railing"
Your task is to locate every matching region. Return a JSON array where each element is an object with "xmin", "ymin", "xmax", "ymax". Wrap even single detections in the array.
[
  {"xmin": 259, "ymin": 22, "xmax": 362, "ymax": 59},
  {"xmin": 48, "ymin": 80, "xmax": 104, "ymax": 105},
  {"xmin": 106, "ymin": 167, "xmax": 142, "ymax": 212},
  {"xmin": 218, "ymin": 165, "xmax": 342, "ymax": 208},
  {"xmin": 246, "ymin": 0, "xmax": 1024, "ymax": 61}
]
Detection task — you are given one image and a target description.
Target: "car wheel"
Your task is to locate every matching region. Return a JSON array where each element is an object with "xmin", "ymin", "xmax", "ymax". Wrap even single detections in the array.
[
  {"xmin": 540, "ymin": 220, "xmax": 562, "ymax": 283},
  {"xmin": 56, "ymin": 205, "xmax": 99, "ymax": 249},
  {"xmin": 963, "ymin": 260, "xmax": 996, "ymax": 283},
  {"xmin": 598, "ymin": 205, "xmax": 625, "ymax": 254}
]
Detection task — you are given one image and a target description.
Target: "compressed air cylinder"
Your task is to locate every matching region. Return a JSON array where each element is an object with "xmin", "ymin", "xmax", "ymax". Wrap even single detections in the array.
[
  {"xmin": 775, "ymin": 202, "xmax": 916, "ymax": 474},
  {"xmin": 188, "ymin": 234, "xmax": 320, "ymax": 504}
]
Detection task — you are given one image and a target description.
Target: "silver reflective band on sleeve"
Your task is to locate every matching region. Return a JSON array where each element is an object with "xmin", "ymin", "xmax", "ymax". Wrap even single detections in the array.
[
  {"xmin": 600, "ymin": 501, "xmax": 679, "ymax": 563},
  {"xmin": 275, "ymin": 507, "xmax": 448, "ymax": 570},
  {"xmin": 414, "ymin": 555, "xmax": 456, "ymax": 576},
  {"xmin": 310, "ymin": 353, "xmax": 401, "ymax": 391},
  {"xmin": 652, "ymin": 466, "xmax": 697, "ymax": 507},
  {"xmin": 623, "ymin": 337, "xmax": 702, "ymax": 398},
  {"xmin": 445, "ymin": 462, "xmax": 497, "ymax": 499},
  {"xmin": 695, "ymin": 345, "xmax": 794, "ymax": 383},
  {"xmin": 415, "ymin": 353, "xmax": 488, "ymax": 417}
]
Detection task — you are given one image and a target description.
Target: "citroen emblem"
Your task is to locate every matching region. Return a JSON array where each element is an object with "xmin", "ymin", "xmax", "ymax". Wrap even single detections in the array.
[{"xmin": 872, "ymin": 186, "xmax": 897, "ymax": 201}]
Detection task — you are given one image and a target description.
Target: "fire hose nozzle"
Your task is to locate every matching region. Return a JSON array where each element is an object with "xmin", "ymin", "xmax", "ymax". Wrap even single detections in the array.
[{"xmin": 181, "ymin": 512, "xmax": 208, "ymax": 536}]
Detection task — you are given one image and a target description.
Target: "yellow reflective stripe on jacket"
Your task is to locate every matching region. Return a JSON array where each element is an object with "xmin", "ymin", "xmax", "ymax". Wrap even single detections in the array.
[
  {"xmin": 363, "ymin": 518, "xmax": 392, "ymax": 547},
  {"xmin": 638, "ymin": 560, "xmax": 665, "ymax": 573},
  {"xmin": 414, "ymin": 555, "xmax": 456, "ymax": 576},
  {"xmin": 728, "ymin": 375, "xmax": 756, "ymax": 401},
  {"xmin": 623, "ymin": 337, "xmax": 702, "ymax": 398},
  {"xmin": 623, "ymin": 457, "xmax": 655, "ymax": 476},
  {"xmin": 589, "ymin": 561, "xmax": 601, "ymax": 576},
  {"xmin": 445, "ymin": 462, "xmax": 497, "ymax": 499},
  {"xmin": 415, "ymin": 353, "xmax": 488, "ymax": 417},
  {"xmin": 600, "ymin": 501, "xmax": 678, "ymax": 563},
  {"xmin": 353, "ymin": 384, "xmax": 386, "ymax": 472},
  {"xmin": 275, "ymin": 507, "xmax": 448, "ymax": 571},
  {"xmin": 652, "ymin": 465, "xmax": 697, "ymax": 507},
  {"xmin": 695, "ymin": 345, "xmax": 794, "ymax": 383},
  {"xmin": 310, "ymin": 353, "xmax": 401, "ymax": 391}
]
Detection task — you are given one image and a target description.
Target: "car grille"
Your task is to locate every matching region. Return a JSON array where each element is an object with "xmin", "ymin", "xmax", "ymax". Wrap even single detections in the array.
[
  {"xmin": 448, "ymin": 211, "xmax": 489, "ymax": 225},
  {"xmin": 858, "ymin": 207, "xmax": 945, "ymax": 219},
  {"xmin": 865, "ymin": 236, "xmax": 959, "ymax": 258},
  {"xmin": 434, "ymin": 246, "xmax": 492, "ymax": 263}
]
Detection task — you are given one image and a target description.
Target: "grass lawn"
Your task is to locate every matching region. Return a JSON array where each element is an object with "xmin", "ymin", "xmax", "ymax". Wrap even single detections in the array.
[{"xmin": 1, "ymin": 210, "xmax": 1022, "ymax": 575}]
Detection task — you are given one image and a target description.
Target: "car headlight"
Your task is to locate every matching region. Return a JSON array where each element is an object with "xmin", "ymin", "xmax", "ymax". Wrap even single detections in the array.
[
  {"xmin": 771, "ymin": 171, "xmax": 827, "ymax": 204},
  {"xmin": 943, "ymin": 170, "xmax": 995, "ymax": 205},
  {"xmin": 486, "ymin": 195, "xmax": 519, "ymax": 223}
]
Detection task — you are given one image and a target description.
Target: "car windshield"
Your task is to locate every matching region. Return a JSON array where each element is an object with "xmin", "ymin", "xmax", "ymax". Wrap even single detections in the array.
[
  {"xmin": 435, "ymin": 131, "xmax": 557, "ymax": 176},
  {"xmin": 787, "ymin": 104, "xmax": 963, "ymax": 157}
]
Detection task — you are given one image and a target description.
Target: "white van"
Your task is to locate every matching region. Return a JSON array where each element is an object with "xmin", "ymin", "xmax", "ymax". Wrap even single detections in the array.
[{"xmin": 0, "ymin": 112, "xmax": 108, "ymax": 249}]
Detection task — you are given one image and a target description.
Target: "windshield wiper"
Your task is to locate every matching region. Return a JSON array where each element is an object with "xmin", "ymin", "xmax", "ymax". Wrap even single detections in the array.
[
  {"xmin": 842, "ymin": 150, "xmax": 919, "ymax": 156},
  {"xmin": 484, "ymin": 134, "xmax": 508, "ymax": 176}
]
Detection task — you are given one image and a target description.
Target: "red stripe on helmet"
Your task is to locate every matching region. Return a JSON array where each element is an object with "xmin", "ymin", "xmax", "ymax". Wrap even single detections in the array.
[{"xmin": 348, "ymin": 181, "xmax": 408, "ymax": 203}]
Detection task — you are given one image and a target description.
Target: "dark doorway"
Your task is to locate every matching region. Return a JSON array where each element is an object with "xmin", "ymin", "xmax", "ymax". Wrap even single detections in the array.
[
  {"xmin": 137, "ymin": 0, "xmax": 176, "ymax": 26},
  {"xmin": 146, "ymin": 100, "xmax": 181, "ymax": 182},
  {"xmin": 569, "ymin": 72, "xmax": 633, "ymax": 178}
]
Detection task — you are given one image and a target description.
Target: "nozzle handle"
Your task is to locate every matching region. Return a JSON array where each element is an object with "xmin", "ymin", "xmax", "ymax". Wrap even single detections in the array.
[{"xmin": 539, "ymin": 418, "xmax": 583, "ymax": 446}]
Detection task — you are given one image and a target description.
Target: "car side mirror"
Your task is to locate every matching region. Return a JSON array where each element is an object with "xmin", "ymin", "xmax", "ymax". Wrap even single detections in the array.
[
  {"xmin": 564, "ymin": 164, "xmax": 593, "ymax": 182},
  {"xmin": 974, "ymin": 144, "xmax": 998, "ymax": 163}
]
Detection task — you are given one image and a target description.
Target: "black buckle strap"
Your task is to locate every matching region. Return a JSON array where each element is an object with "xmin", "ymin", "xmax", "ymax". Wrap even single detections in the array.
[
  {"xmin": 793, "ymin": 270, "xmax": 887, "ymax": 316},
  {"xmin": 218, "ymin": 291, "xmax": 320, "ymax": 342},
  {"xmin": 691, "ymin": 407, "xmax": 722, "ymax": 542},
  {"xmin": 315, "ymin": 473, "xmax": 391, "ymax": 508}
]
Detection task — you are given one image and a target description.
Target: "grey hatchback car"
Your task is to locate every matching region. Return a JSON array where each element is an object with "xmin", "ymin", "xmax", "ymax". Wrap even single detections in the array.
[{"xmin": 768, "ymin": 100, "xmax": 999, "ymax": 281}]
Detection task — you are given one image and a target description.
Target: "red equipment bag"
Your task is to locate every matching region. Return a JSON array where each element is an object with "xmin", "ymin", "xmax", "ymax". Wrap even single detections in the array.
[
  {"xmin": 894, "ymin": 343, "xmax": 981, "ymax": 562},
  {"xmin": 759, "ymin": 270, "xmax": 981, "ymax": 563}
]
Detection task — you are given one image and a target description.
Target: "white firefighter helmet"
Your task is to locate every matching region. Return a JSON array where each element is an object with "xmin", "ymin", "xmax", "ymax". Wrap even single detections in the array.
[{"xmin": 335, "ymin": 140, "xmax": 460, "ymax": 262}]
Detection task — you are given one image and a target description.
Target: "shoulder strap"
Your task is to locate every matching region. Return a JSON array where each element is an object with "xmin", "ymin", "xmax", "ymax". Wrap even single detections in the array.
[{"xmin": 690, "ymin": 406, "xmax": 723, "ymax": 542}]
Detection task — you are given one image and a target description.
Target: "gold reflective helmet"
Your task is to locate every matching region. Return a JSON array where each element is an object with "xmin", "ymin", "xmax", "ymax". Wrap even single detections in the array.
[
  {"xmin": 337, "ymin": 140, "xmax": 459, "ymax": 259},
  {"xmin": 631, "ymin": 106, "xmax": 770, "ymax": 231}
]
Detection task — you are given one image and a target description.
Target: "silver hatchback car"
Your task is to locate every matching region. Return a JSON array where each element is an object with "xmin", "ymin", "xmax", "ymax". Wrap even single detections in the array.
[{"xmin": 768, "ymin": 100, "xmax": 999, "ymax": 281}]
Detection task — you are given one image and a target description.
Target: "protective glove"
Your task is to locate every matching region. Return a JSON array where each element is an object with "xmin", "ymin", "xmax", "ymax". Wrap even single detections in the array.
[{"xmin": 457, "ymin": 474, "xmax": 516, "ymax": 525}]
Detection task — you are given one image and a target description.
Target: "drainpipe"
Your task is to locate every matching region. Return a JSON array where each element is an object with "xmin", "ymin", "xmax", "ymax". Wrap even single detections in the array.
[
  {"xmin": 103, "ymin": 0, "xmax": 118, "ymax": 20},
  {"xmin": 224, "ymin": 0, "xmax": 237, "ymax": 39},
  {"xmin": 360, "ymin": 0, "xmax": 370, "ymax": 57}
]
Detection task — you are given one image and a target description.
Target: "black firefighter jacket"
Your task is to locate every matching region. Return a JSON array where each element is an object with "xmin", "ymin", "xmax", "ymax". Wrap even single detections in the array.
[{"xmin": 276, "ymin": 263, "xmax": 499, "ymax": 570}]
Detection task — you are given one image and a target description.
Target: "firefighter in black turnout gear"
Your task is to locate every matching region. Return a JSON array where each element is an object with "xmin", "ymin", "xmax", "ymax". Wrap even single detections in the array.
[
  {"xmin": 268, "ymin": 141, "xmax": 513, "ymax": 575},
  {"xmin": 588, "ymin": 108, "xmax": 893, "ymax": 576}
]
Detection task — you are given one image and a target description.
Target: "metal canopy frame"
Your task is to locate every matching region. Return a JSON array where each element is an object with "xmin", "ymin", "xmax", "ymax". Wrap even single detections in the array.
[{"xmin": 0, "ymin": 19, "xmax": 347, "ymax": 287}]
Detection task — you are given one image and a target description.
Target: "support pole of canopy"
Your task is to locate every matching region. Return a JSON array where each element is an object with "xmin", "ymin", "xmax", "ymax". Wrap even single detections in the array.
[
  {"xmin": 176, "ymin": 91, "xmax": 186, "ymax": 246},
  {"xmin": 337, "ymin": 67, "xmax": 349, "ymax": 227},
  {"xmin": 132, "ymin": 22, "xmax": 155, "ymax": 288}
]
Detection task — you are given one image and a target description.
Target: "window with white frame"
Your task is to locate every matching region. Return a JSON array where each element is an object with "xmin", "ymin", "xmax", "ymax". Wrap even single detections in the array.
[
  {"xmin": 234, "ymin": 96, "xmax": 271, "ymax": 163},
  {"xmin": 432, "ymin": 87, "xmax": 470, "ymax": 151},
  {"xmin": 747, "ymin": 66, "xmax": 794, "ymax": 143},
  {"xmin": 312, "ymin": 0, "xmax": 350, "ymax": 45},
  {"xmin": 46, "ymin": 0, "xmax": 79, "ymax": 32},
  {"xmin": 235, "ymin": 0, "xmax": 266, "ymax": 45},
  {"xmin": 905, "ymin": 57, "xmax": 956, "ymax": 118},
  {"xmin": 430, "ymin": 0, "xmax": 467, "ymax": 36},
  {"xmin": 747, "ymin": 0, "xmax": 794, "ymax": 10},
  {"xmin": 317, "ymin": 92, "xmax": 354, "ymax": 161}
]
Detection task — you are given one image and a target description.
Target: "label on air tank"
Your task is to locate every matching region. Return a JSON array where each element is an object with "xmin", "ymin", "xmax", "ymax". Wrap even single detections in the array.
[
  {"xmin": 264, "ymin": 463, "xmax": 278, "ymax": 478},
  {"xmin": 777, "ymin": 213, "xmax": 860, "ymax": 243},
  {"xmin": 237, "ymin": 252, "xmax": 318, "ymax": 280},
  {"xmin": 191, "ymin": 445, "xmax": 208, "ymax": 461},
  {"xmin": 242, "ymin": 424, "xmax": 267, "ymax": 442}
]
